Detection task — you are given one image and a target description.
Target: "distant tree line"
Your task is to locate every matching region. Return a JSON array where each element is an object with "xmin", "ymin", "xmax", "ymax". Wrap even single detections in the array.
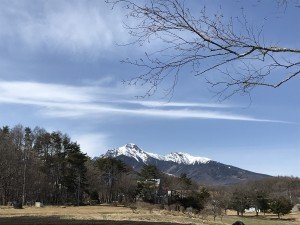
[
  {"xmin": 209, "ymin": 176, "xmax": 300, "ymax": 219},
  {"xmin": 0, "ymin": 125, "xmax": 87, "ymax": 206},
  {"xmin": 0, "ymin": 125, "xmax": 299, "ymax": 219}
]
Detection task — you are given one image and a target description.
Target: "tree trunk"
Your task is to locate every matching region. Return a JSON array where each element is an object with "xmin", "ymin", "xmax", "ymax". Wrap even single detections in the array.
[{"xmin": 22, "ymin": 162, "xmax": 27, "ymax": 206}]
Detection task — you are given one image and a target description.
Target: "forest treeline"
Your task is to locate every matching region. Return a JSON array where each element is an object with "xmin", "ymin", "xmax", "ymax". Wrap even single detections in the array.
[
  {"xmin": 0, "ymin": 125, "xmax": 299, "ymax": 219},
  {"xmin": 0, "ymin": 125, "xmax": 87, "ymax": 206}
]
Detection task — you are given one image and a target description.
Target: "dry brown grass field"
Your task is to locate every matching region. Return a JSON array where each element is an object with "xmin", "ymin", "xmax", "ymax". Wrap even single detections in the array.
[{"xmin": 0, "ymin": 205, "xmax": 299, "ymax": 225}]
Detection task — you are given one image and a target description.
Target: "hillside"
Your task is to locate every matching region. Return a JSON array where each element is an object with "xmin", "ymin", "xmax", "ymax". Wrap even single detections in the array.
[{"xmin": 103, "ymin": 143, "xmax": 270, "ymax": 185}]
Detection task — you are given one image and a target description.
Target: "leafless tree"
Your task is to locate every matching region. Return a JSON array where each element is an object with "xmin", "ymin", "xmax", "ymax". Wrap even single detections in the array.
[{"xmin": 107, "ymin": 0, "xmax": 300, "ymax": 99}]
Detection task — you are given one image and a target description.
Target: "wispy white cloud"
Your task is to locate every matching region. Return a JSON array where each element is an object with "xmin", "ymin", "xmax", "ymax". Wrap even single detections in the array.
[
  {"xmin": 0, "ymin": 81, "xmax": 94, "ymax": 103},
  {"xmin": 0, "ymin": 0, "xmax": 128, "ymax": 56},
  {"xmin": 40, "ymin": 103, "xmax": 285, "ymax": 123},
  {"xmin": 0, "ymin": 80, "xmax": 287, "ymax": 123},
  {"xmin": 125, "ymin": 100, "xmax": 232, "ymax": 108}
]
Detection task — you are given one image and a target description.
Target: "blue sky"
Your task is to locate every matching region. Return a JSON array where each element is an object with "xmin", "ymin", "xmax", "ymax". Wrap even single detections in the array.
[{"xmin": 0, "ymin": 0, "xmax": 299, "ymax": 177}]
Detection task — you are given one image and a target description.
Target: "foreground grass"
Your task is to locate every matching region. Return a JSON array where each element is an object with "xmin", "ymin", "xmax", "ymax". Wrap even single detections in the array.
[{"xmin": 0, "ymin": 206, "xmax": 299, "ymax": 225}]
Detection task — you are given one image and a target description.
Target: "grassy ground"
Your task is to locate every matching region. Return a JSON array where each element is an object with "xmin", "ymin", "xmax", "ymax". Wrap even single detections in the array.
[{"xmin": 0, "ymin": 205, "xmax": 299, "ymax": 225}]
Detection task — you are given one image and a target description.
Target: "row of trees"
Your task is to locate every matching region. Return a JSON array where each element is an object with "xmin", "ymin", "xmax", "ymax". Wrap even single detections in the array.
[
  {"xmin": 0, "ymin": 125, "xmax": 87, "ymax": 206},
  {"xmin": 0, "ymin": 125, "xmax": 298, "ymax": 218},
  {"xmin": 85, "ymin": 157, "xmax": 137, "ymax": 203},
  {"xmin": 85, "ymin": 160, "xmax": 210, "ymax": 211},
  {"xmin": 0, "ymin": 126, "xmax": 211, "ymax": 211},
  {"xmin": 85, "ymin": 156, "xmax": 298, "ymax": 219},
  {"xmin": 209, "ymin": 177, "xmax": 300, "ymax": 219}
]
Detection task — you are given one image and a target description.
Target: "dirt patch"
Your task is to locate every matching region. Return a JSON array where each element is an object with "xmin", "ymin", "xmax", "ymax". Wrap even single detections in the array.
[{"xmin": 0, "ymin": 216, "xmax": 188, "ymax": 225}]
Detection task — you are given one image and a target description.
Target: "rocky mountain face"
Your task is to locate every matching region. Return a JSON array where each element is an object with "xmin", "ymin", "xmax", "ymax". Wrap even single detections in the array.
[{"xmin": 103, "ymin": 143, "xmax": 270, "ymax": 186}]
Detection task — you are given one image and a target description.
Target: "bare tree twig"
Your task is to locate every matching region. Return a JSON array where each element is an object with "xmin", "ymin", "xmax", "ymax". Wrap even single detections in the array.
[{"xmin": 107, "ymin": 0, "xmax": 300, "ymax": 99}]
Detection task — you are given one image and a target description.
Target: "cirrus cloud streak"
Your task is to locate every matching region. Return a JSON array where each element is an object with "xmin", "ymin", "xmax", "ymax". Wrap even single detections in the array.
[{"xmin": 0, "ymin": 80, "xmax": 289, "ymax": 123}]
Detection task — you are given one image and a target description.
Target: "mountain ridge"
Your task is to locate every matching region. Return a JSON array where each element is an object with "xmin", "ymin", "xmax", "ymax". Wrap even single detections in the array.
[
  {"xmin": 102, "ymin": 143, "xmax": 270, "ymax": 185},
  {"xmin": 104, "ymin": 143, "xmax": 211, "ymax": 165}
]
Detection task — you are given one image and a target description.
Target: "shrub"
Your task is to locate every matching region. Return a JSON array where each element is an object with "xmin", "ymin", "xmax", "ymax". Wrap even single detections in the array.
[{"xmin": 269, "ymin": 196, "xmax": 293, "ymax": 218}]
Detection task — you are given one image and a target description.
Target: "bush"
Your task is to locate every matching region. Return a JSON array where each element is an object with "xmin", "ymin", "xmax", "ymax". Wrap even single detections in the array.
[
  {"xmin": 12, "ymin": 201, "xmax": 22, "ymax": 209},
  {"xmin": 269, "ymin": 196, "xmax": 293, "ymax": 218},
  {"xmin": 179, "ymin": 190, "xmax": 209, "ymax": 212}
]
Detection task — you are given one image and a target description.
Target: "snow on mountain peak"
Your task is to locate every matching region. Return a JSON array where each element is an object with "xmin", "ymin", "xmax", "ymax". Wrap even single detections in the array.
[
  {"xmin": 105, "ymin": 143, "xmax": 161, "ymax": 163},
  {"xmin": 125, "ymin": 143, "xmax": 138, "ymax": 149},
  {"xmin": 164, "ymin": 152, "xmax": 211, "ymax": 164},
  {"xmin": 105, "ymin": 143, "xmax": 211, "ymax": 165}
]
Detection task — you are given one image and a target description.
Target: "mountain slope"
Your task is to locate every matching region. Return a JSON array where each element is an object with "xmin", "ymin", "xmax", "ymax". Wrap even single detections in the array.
[{"xmin": 103, "ymin": 143, "xmax": 270, "ymax": 185}]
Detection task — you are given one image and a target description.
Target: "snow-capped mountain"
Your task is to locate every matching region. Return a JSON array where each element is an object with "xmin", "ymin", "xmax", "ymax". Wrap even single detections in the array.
[
  {"xmin": 164, "ymin": 152, "xmax": 210, "ymax": 164},
  {"xmin": 103, "ymin": 143, "xmax": 270, "ymax": 185},
  {"xmin": 104, "ymin": 143, "xmax": 210, "ymax": 165}
]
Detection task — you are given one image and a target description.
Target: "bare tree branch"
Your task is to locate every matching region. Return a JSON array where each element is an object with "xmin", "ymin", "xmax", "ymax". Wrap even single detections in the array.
[{"xmin": 107, "ymin": 0, "xmax": 300, "ymax": 99}]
